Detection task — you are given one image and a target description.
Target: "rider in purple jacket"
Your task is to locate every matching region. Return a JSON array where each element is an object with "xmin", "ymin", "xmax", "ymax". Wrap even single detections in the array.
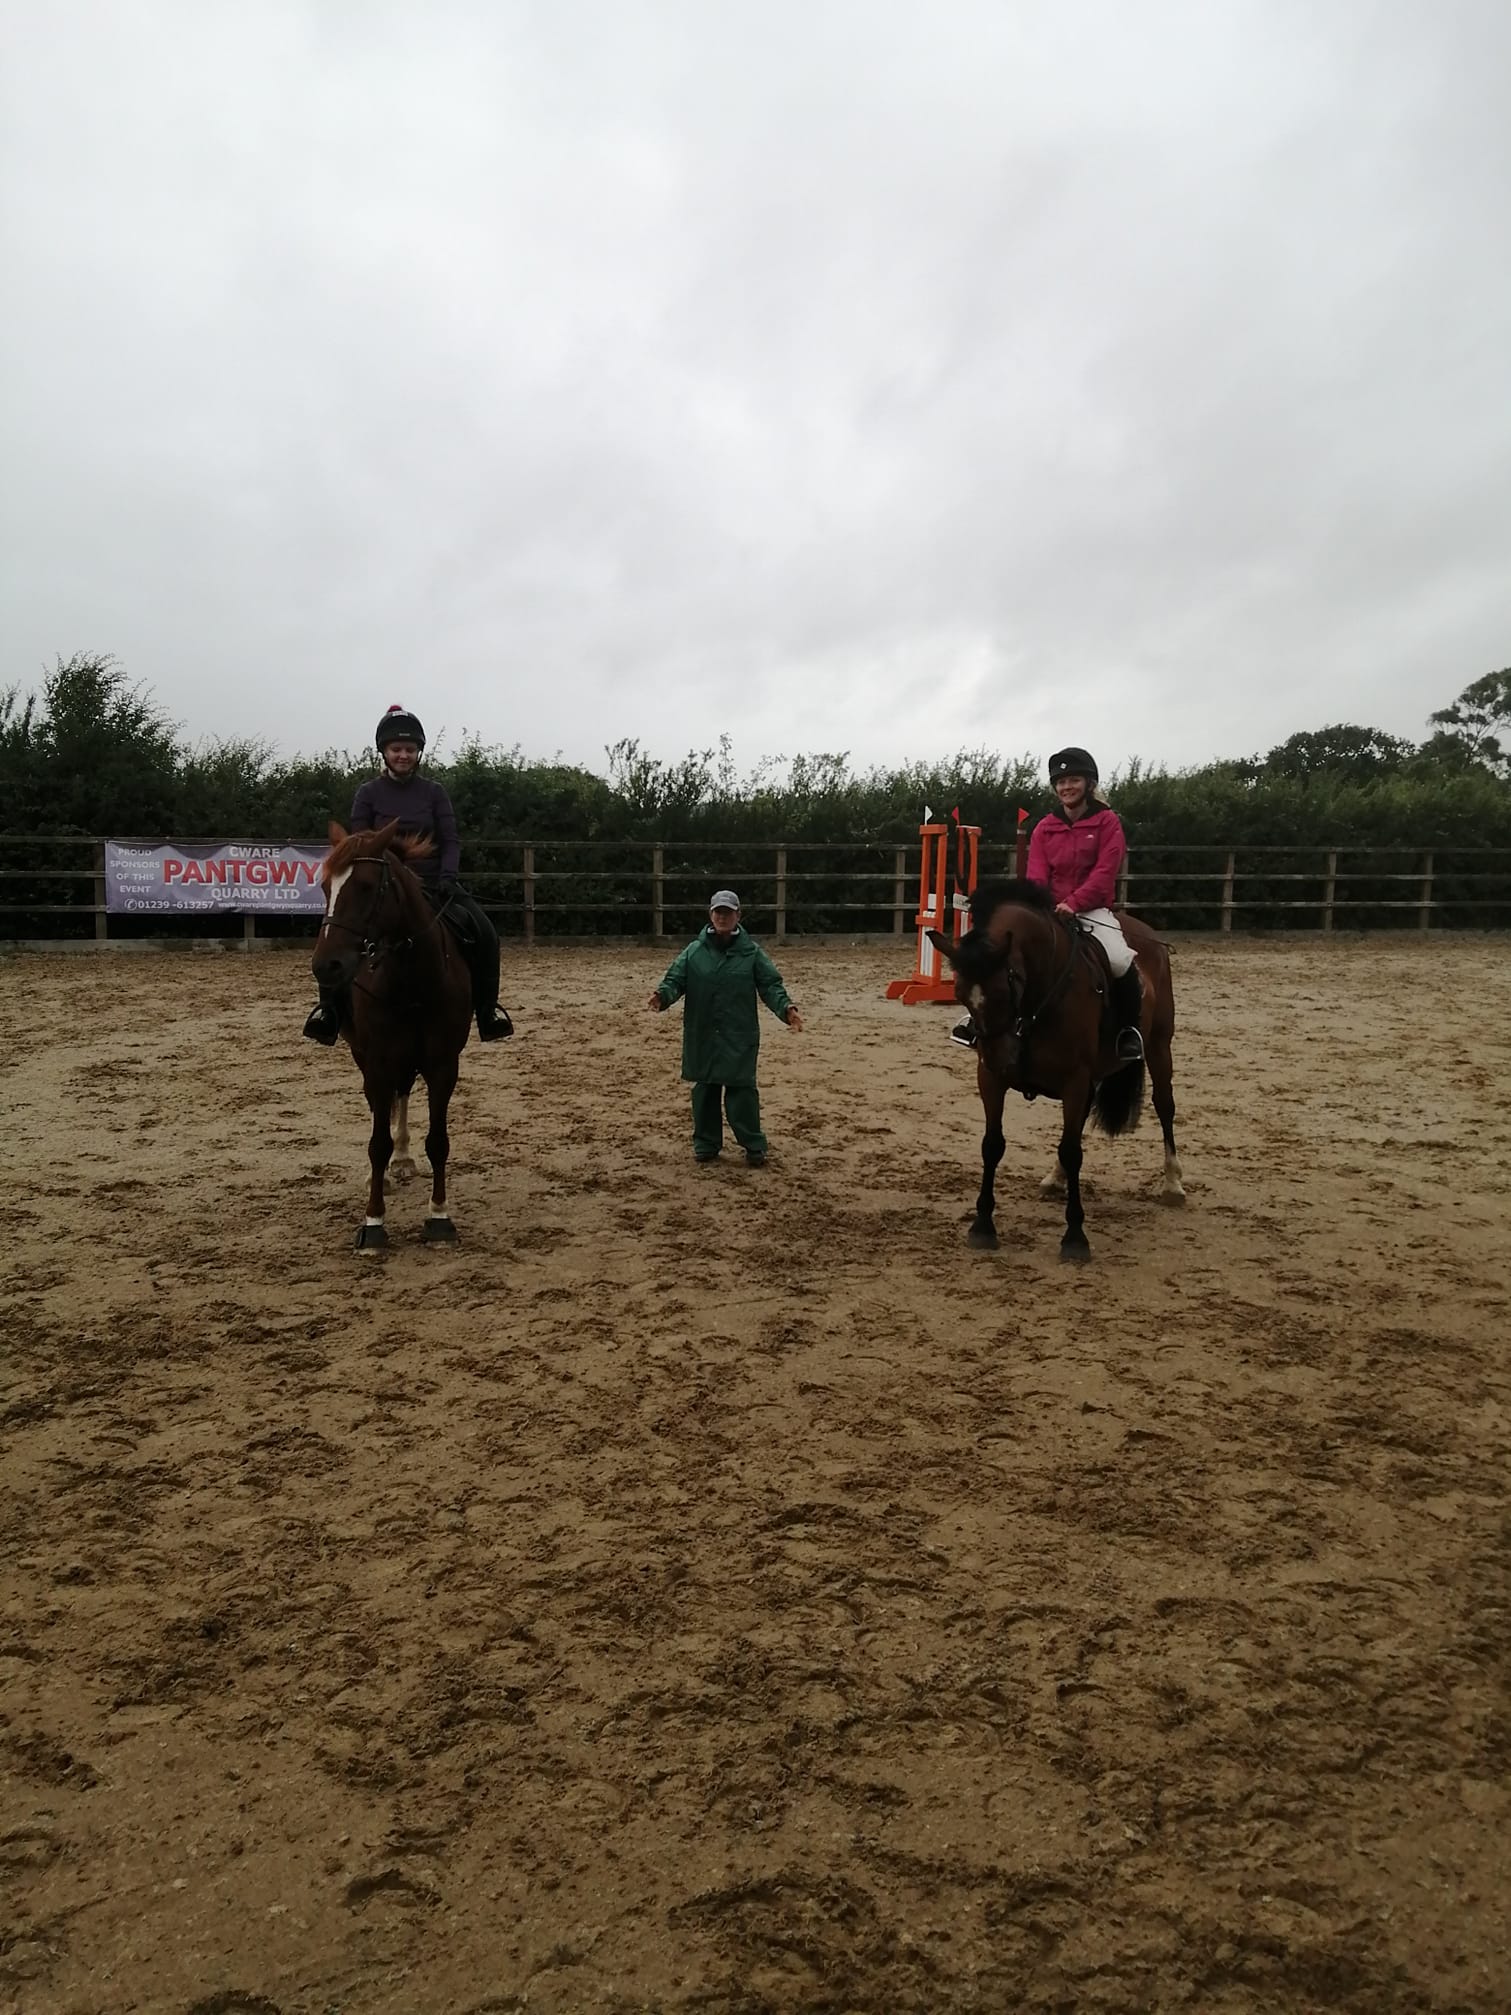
[
  {"xmin": 302, "ymin": 706, "xmax": 514, "ymax": 1046},
  {"xmin": 952, "ymin": 746, "xmax": 1144, "ymax": 1063}
]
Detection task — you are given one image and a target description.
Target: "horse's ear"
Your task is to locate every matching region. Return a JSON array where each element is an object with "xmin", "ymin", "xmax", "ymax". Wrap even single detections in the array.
[
  {"xmin": 925, "ymin": 929, "xmax": 957, "ymax": 966},
  {"xmin": 372, "ymin": 818, "xmax": 401, "ymax": 849},
  {"xmin": 327, "ymin": 820, "xmax": 347, "ymax": 849}
]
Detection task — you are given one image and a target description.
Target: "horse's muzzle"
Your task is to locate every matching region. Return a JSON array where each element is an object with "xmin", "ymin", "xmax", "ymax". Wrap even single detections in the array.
[{"xmin": 312, "ymin": 946, "xmax": 358, "ymax": 988}]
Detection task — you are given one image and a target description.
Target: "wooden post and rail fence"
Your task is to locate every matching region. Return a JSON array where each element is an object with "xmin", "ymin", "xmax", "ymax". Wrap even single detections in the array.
[{"xmin": 0, "ymin": 834, "xmax": 1507, "ymax": 944}]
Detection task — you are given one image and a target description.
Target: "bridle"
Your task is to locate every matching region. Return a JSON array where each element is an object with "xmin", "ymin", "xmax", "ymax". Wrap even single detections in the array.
[
  {"xmin": 319, "ymin": 852, "xmax": 447, "ymax": 976},
  {"xmin": 968, "ymin": 914, "xmax": 1095, "ymax": 1064}
]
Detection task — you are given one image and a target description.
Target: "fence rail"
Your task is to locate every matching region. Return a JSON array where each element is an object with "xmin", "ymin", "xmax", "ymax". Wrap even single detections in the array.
[{"xmin": 1, "ymin": 835, "xmax": 1508, "ymax": 941}]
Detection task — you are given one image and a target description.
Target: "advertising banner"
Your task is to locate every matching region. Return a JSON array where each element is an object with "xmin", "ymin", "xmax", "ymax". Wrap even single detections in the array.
[{"xmin": 104, "ymin": 841, "xmax": 327, "ymax": 916}]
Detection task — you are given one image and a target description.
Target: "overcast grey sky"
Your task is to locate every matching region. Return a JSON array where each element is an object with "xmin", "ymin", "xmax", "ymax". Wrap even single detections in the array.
[{"xmin": 3, "ymin": 0, "xmax": 1508, "ymax": 775}]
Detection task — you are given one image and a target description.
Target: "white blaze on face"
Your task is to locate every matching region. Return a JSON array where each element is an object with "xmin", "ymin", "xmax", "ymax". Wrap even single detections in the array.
[{"xmin": 325, "ymin": 866, "xmax": 352, "ymax": 920}]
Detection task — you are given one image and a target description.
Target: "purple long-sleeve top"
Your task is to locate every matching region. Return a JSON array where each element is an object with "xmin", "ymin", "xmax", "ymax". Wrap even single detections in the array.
[{"xmin": 349, "ymin": 774, "xmax": 460, "ymax": 882}]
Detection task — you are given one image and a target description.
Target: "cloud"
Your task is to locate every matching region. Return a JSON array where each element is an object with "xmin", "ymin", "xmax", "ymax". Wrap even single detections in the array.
[{"xmin": 2, "ymin": 0, "xmax": 1508, "ymax": 775}]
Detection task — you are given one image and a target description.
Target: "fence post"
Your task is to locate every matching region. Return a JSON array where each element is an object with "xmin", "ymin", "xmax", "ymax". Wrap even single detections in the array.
[
  {"xmin": 1221, "ymin": 851, "xmax": 1235, "ymax": 934},
  {"xmin": 93, "ymin": 840, "xmax": 108, "ymax": 942},
  {"xmin": 1116, "ymin": 852, "xmax": 1129, "ymax": 912},
  {"xmin": 775, "ymin": 846, "xmax": 787, "ymax": 942},
  {"xmin": 1323, "ymin": 850, "xmax": 1337, "ymax": 932},
  {"xmin": 1418, "ymin": 851, "xmax": 1434, "ymax": 932},
  {"xmin": 243, "ymin": 913, "xmax": 256, "ymax": 951},
  {"xmin": 652, "ymin": 844, "xmax": 664, "ymax": 938},
  {"xmin": 522, "ymin": 845, "xmax": 536, "ymax": 945},
  {"xmin": 893, "ymin": 847, "xmax": 906, "ymax": 933}
]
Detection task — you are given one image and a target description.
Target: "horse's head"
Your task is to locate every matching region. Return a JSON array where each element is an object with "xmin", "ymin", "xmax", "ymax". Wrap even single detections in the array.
[
  {"xmin": 927, "ymin": 879, "xmax": 1059, "ymax": 1068},
  {"xmin": 928, "ymin": 923, "xmax": 1024, "ymax": 1061},
  {"xmin": 312, "ymin": 820, "xmax": 431, "ymax": 987}
]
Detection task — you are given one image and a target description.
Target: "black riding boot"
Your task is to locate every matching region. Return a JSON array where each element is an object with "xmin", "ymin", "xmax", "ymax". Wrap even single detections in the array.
[
  {"xmin": 460, "ymin": 918, "xmax": 512, "ymax": 1040},
  {"xmin": 302, "ymin": 983, "xmax": 345, "ymax": 1046},
  {"xmin": 1110, "ymin": 968, "xmax": 1144, "ymax": 1064}
]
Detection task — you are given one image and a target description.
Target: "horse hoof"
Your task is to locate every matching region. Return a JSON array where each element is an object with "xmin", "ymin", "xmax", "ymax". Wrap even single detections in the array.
[
  {"xmin": 967, "ymin": 1223, "xmax": 999, "ymax": 1251},
  {"xmin": 422, "ymin": 1216, "xmax": 458, "ymax": 1244},
  {"xmin": 391, "ymin": 1157, "xmax": 417, "ymax": 1185},
  {"xmin": 1159, "ymin": 1186, "xmax": 1187, "ymax": 1207},
  {"xmin": 354, "ymin": 1222, "xmax": 388, "ymax": 1251},
  {"xmin": 1060, "ymin": 1238, "xmax": 1091, "ymax": 1265},
  {"xmin": 1039, "ymin": 1174, "xmax": 1066, "ymax": 1199}
]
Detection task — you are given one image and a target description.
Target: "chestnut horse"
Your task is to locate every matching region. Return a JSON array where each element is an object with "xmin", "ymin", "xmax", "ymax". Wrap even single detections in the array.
[
  {"xmin": 929, "ymin": 880, "xmax": 1184, "ymax": 1263},
  {"xmin": 312, "ymin": 820, "xmax": 472, "ymax": 1249}
]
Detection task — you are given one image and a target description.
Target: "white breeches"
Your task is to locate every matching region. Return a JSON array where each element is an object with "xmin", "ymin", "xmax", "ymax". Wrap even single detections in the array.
[{"xmin": 1076, "ymin": 908, "xmax": 1137, "ymax": 977}]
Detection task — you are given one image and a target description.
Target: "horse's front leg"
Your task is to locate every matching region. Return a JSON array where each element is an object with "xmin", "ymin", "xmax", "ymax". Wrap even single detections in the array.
[
  {"xmin": 968, "ymin": 1067, "xmax": 1008, "ymax": 1250},
  {"xmin": 357, "ymin": 1083, "xmax": 394, "ymax": 1250},
  {"xmin": 421, "ymin": 1064, "xmax": 460, "ymax": 1244},
  {"xmin": 1058, "ymin": 1073, "xmax": 1094, "ymax": 1263}
]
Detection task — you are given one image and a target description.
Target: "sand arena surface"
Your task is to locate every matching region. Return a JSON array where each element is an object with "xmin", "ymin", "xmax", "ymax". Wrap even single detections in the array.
[{"xmin": 2, "ymin": 937, "xmax": 1509, "ymax": 2014}]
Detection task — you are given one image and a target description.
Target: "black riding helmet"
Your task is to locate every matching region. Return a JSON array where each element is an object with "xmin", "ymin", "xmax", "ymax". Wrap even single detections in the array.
[
  {"xmin": 376, "ymin": 705, "xmax": 426, "ymax": 753},
  {"xmin": 1047, "ymin": 746, "xmax": 1098, "ymax": 785}
]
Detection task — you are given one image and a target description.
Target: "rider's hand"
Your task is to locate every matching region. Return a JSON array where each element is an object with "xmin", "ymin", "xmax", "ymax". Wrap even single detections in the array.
[
  {"xmin": 647, "ymin": 992, "xmax": 665, "ymax": 1012},
  {"xmin": 1055, "ymin": 902, "xmax": 1075, "ymax": 917},
  {"xmin": 786, "ymin": 1007, "xmax": 804, "ymax": 1031}
]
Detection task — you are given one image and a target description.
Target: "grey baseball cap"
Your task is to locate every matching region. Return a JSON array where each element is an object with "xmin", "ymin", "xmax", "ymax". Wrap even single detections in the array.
[{"xmin": 709, "ymin": 889, "xmax": 741, "ymax": 910}]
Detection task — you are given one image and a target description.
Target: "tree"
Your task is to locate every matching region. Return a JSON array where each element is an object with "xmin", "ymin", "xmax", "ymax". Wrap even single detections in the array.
[
  {"xmin": 21, "ymin": 654, "xmax": 184, "ymax": 832},
  {"xmin": 1259, "ymin": 724, "xmax": 1415, "ymax": 782},
  {"xmin": 1427, "ymin": 669, "xmax": 1510, "ymax": 777}
]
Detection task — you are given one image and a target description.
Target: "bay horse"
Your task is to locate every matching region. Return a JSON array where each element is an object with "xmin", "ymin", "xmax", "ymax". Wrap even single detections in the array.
[
  {"xmin": 928, "ymin": 880, "xmax": 1184, "ymax": 1263},
  {"xmin": 311, "ymin": 820, "xmax": 473, "ymax": 1249}
]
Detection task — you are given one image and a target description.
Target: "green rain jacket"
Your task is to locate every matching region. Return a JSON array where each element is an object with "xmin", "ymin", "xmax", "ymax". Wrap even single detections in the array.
[{"xmin": 655, "ymin": 927, "xmax": 794, "ymax": 1084}]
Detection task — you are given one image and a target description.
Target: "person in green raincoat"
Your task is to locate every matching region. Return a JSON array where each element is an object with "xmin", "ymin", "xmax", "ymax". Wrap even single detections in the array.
[{"xmin": 647, "ymin": 889, "xmax": 804, "ymax": 1165}]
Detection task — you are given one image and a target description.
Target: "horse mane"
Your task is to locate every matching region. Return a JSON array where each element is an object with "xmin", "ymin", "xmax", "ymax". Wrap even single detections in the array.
[
  {"xmin": 944, "ymin": 879, "xmax": 1057, "ymax": 980},
  {"xmin": 970, "ymin": 878, "xmax": 1056, "ymax": 929},
  {"xmin": 322, "ymin": 826, "xmax": 434, "ymax": 883}
]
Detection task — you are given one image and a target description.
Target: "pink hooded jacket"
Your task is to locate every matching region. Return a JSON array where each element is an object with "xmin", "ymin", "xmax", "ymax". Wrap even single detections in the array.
[{"xmin": 1025, "ymin": 805, "xmax": 1126, "ymax": 913}]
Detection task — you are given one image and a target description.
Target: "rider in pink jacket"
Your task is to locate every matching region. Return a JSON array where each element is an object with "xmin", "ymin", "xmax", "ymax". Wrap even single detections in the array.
[
  {"xmin": 952, "ymin": 746, "xmax": 1144, "ymax": 1063},
  {"xmin": 1026, "ymin": 790, "xmax": 1125, "ymax": 912}
]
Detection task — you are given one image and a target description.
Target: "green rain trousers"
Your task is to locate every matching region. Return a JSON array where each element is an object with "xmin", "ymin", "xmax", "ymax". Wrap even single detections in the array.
[{"xmin": 691, "ymin": 1082, "xmax": 767, "ymax": 1159}]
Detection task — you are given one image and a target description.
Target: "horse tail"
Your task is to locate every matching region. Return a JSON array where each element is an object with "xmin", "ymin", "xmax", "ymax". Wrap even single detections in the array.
[{"xmin": 1092, "ymin": 1059, "xmax": 1145, "ymax": 1137}]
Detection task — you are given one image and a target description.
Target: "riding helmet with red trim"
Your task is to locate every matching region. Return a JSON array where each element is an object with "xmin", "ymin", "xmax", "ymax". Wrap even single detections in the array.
[
  {"xmin": 376, "ymin": 704, "xmax": 426, "ymax": 752},
  {"xmin": 1048, "ymin": 746, "xmax": 1098, "ymax": 785}
]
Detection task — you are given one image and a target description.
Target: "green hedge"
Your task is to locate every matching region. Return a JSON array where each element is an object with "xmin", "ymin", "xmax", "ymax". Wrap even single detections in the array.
[{"xmin": 3, "ymin": 655, "xmax": 1508, "ymax": 935}]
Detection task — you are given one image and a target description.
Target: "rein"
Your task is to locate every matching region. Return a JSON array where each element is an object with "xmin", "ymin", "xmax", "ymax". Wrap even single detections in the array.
[
  {"xmin": 981, "ymin": 912, "xmax": 1104, "ymax": 1089},
  {"xmin": 1010, "ymin": 916, "xmax": 1081, "ymax": 1042}
]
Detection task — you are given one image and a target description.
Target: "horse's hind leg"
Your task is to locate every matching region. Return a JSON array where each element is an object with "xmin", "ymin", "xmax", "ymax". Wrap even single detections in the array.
[
  {"xmin": 390, "ymin": 1092, "xmax": 417, "ymax": 1183},
  {"xmin": 357, "ymin": 1086, "xmax": 394, "ymax": 1250},
  {"xmin": 1149, "ymin": 1037, "xmax": 1184, "ymax": 1203},
  {"xmin": 422, "ymin": 1065, "xmax": 460, "ymax": 1244}
]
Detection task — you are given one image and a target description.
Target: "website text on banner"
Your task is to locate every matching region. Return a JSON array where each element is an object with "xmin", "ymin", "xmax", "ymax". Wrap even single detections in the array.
[{"xmin": 104, "ymin": 843, "xmax": 328, "ymax": 916}]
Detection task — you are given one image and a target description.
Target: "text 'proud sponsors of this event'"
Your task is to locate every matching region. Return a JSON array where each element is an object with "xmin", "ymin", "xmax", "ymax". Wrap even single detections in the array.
[{"xmin": 104, "ymin": 843, "xmax": 328, "ymax": 915}]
